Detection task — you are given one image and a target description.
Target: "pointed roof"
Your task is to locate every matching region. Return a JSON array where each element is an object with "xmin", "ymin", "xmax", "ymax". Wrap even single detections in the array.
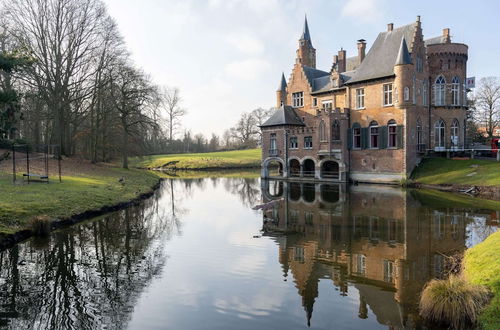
[
  {"xmin": 260, "ymin": 105, "xmax": 305, "ymax": 128},
  {"xmin": 277, "ymin": 72, "xmax": 287, "ymax": 92},
  {"xmin": 395, "ymin": 37, "xmax": 412, "ymax": 65},
  {"xmin": 301, "ymin": 15, "xmax": 312, "ymax": 44}
]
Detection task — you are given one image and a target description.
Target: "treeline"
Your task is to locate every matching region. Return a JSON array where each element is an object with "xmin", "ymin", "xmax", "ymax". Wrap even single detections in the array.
[{"xmin": 0, "ymin": 0, "xmax": 189, "ymax": 168}]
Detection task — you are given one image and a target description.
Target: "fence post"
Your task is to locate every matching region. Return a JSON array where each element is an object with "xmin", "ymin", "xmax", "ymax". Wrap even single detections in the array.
[{"xmin": 497, "ymin": 150, "xmax": 500, "ymax": 162}]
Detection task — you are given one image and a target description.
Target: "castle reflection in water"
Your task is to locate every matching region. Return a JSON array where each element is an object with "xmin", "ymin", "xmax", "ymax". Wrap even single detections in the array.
[{"xmin": 260, "ymin": 180, "xmax": 497, "ymax": 328}]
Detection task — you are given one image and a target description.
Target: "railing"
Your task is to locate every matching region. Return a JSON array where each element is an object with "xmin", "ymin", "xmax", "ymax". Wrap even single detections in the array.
[
  {"xmin": 321, "ymin": 172, "xmax": 340, "ymax": 179},
  {"xmin": 302, "ymin": 170, "xmax": 315, "ymax": 177}
]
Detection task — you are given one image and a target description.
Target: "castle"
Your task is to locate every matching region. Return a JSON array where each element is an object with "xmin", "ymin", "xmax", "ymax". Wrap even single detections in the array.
[{"xmin": 260, "ymin": 16, "xmax": 469, "ymax": 183}]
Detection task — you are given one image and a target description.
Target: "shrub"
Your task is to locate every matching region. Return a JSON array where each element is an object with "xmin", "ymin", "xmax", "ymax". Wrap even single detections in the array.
[
  {"xmin": 420, "ymin": 275, "xmax": 490, "ymax": 329},
  {"xmin": 28, "ymin": 215, "xmax": 52, "ymax": 237}
]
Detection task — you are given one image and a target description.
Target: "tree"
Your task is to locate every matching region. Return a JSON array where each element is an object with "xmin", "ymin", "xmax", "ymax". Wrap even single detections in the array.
[
  {"xmin": 230, "ymin": 111, "xmax": 259, "ymax": 147},
  {"xmin": 163, "ymin": 87, "xmax": 186, "ymax": 142},
  {"xmin": 208, "ymin": 133, "xmax": 219, "ymax": 151},
  {"xmin": 474, "ymin": 77, "xmax": 500, "ymax": 138}
]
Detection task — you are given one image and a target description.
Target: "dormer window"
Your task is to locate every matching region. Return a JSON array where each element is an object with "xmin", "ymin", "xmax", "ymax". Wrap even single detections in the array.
[{"xmin": 292, "ymin": 92, "xmax": 304, "ymax": 107}]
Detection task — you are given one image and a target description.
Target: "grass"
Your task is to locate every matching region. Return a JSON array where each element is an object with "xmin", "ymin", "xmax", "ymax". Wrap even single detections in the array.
[
  {"xmin": 0, "ymin": 167, "xmax": 160, "ymax": 234},
  {"xmin": 420, "ymin": 275, "xmax": 490, "ymax": 329},
  {"xmin": 463, "ymin": 231, "xmax": 500, "ymax": 329},
  {"xmin": 155, "ymin": 169, "xmax": 260, "ymax": 179},
  {"xmin": 410, "ymin": 189, "xmax": 500, "ymax": 210},
  {"xmin": 412, "ymin": 158, "xmax": 500, "ymax": 186},
  {"xmin": 131, "ymin": 149, "xmax": 261, "ymax": 169}
]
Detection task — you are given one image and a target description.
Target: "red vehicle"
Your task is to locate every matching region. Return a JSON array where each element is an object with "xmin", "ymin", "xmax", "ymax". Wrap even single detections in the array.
[{"xmin": 492, "ymin": 138, "xmax": 500, "ymax": 156}]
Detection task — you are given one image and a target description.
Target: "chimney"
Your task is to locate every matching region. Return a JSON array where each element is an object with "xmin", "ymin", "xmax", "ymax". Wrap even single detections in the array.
[
  {"xmin": 337, "ymin": 48, "xmax": 346, "ymax": 73},
  {"xmin": 442, "ymin": 28, "xmax": 450, "ymax": 43},
  {"xmin": 357, "ymin": 39, "xmax": 366, "ymax": 63},
  {"xmin": 387, "ymin": 23, "xmax": 393, "ymax": 32}
]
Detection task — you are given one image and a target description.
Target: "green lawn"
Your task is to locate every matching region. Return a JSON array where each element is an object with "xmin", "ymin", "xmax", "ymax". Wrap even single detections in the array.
[
  {"xmin": 464, "ymin": 231, "xmax": 500, "ymax": 329},
  {"xmin": 410, "ymin": 189, "xmax": 500, "ymax": 210},
  {"xmin": 131, "ymin": 149, "xmax": 262, "ymax": 169},
  {"xmin": 0, "ymin": 168, "xmax": 159, "ymax": 234},
  {"xmin": 412, "ymin": 158, "xmax": 500, "ymax": 186}
]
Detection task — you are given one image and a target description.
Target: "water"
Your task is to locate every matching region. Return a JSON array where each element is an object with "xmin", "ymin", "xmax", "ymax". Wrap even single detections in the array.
[{"xmin": 0, "ymin": 176, "xmax": 497, "ymax": 329}]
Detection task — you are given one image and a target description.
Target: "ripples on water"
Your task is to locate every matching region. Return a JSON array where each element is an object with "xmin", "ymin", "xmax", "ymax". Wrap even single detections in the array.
[{"xmin": 0, "ymin": 177, "xmax": 497, "ymax": 329}]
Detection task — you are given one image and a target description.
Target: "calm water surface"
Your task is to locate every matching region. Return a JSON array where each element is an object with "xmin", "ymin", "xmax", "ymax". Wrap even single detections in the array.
[{"xmin": 0, "ymin": 177, "xmax": 497, "ymax": 329}]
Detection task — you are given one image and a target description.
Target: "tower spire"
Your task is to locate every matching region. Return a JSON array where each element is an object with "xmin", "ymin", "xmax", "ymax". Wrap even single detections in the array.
[
  {"xmin": 395, "ymin": 37, "xmax": 412, "ymax": 65},
  {"xmin": 278, "ymin": 72, "xmax": 287, "ymax": 91},
  {"xmin": 296, "ymin": 14, "xmax": 316, "ymax": 68},
  {"xmin": 301, "ymin": 14, "xmax": 312, "ymax": 45}
]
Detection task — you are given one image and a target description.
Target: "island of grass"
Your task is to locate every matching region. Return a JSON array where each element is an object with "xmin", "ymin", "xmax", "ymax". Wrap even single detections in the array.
[
  {"xmin": 132, "ymin": 148, "xmax": 261, "ymax": 170},
  {"xmin": 0, "ymin": 158, "xmax": 160, "ymax": 235},
  {"xmin": 463, "ymin": 230, "xmax": 500, "ymax": 330},
  {"xmin": 412, "ymin": 158, "xmax": 500, "ymax": 186}
]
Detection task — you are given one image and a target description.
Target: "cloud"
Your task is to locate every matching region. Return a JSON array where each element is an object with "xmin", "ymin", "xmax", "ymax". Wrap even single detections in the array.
[
  {"xmin": 224, "ymin": 58, "xmax": 271, "ymax": 80},
  {"xmin": 227, "ymin": 33, "xmax": 265, "ymax": 55},
  {"xmin": 341, "ymin": 0, "xmax": 385, "ymax": 23}
]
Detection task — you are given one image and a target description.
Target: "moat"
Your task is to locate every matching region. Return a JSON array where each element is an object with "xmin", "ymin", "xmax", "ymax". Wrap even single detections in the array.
[{"xmin": 0, "ymin": 176, "xmax": 497, "ymax": 329}]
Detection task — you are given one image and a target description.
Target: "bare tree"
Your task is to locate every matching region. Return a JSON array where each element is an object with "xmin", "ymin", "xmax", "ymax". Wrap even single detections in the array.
[
  {"xmin": 474, "ymin": 77, "xmax": 500, "ymax": 138},
  {"xmin": 230, "ymin": 111, "xmax": 259, "ymax": 147},
  {"xmin": 163, "ymin": 87, "xmax": 186, "ymax": 142}
]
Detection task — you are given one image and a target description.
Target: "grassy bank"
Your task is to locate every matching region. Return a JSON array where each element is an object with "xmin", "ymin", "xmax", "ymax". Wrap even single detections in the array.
[
  {"xmin": 132, "ymin": 149, "xmax": 261, "ymax": 169},
  {"xmin": 463, "ymin": 231, "xmax": 500, "ymax": 329},
  {"xmin": 0, "ymin": 163, "xmax": 159, "ymax": 234},
  {"xmin": 412, "ymin": 158, "xmax": 500, "ymax": 186},
  {"xmin": 411, "ymin": 189, "xmax": 500, "ymax": 210}
]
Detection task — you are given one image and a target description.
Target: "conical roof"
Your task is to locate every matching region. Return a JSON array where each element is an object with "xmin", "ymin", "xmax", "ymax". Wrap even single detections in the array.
[
  {"xmin": 301, "ymin": 15, "xmax": 312, "ymax": 44},
  {"xmin": 277, "ymin": 72, "xmax": 287, "ymax": 92},
  {"xmin": 395, "ymin": 37, "xmax": 412, "ymax": 65}
]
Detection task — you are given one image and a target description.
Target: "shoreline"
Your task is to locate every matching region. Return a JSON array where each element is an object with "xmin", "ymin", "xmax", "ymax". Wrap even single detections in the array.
[{"xmin": 0, "ymin": 177, "xmax": 164, "ymax": 252}]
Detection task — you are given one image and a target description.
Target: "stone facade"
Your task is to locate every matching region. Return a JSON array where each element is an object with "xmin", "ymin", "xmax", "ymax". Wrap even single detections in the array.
[{"xmin": 261, "ymin": 16, "xmax": 469, "ymax": 183}]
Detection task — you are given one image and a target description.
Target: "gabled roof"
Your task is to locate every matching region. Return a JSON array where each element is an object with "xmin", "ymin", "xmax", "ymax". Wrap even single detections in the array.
[
  {"xmin": 395, "ymin": 37, "xmax": 412, "ymax": 65},
  {"xmin": 347, "ymin": 22, "xmax": 416, "ymax": 84},
  {"xmin": 260, "ymin": 105, "xmax": 305, "ymax": 128},
  {"xmin": 302, "ymin": 65, "xmax": 329, "ymax": 89},
  {"xmin": 277, "ymin": 72, "xmax": 287, "ymax": 92}
]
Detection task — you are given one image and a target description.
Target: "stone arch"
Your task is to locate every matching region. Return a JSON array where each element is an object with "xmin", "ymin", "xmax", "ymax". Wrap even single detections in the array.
[
  {"xmin": 301, "ymin": 158, "xmax": 316, "ymax": 177},
  {"xmin": 262, "ymin": 157, "xmax": 284, "ymax": 178},
  {"xmin": 320, "ymin": 160, "xmax": 339, "ymax": 179},
  {"xmin": 288, "ymin": 157, "xmax": 301, "ymax": 177}
]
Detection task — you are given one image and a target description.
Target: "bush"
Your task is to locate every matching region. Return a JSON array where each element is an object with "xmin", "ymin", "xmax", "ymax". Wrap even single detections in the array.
[
  {"xmin": 420, "ymin": 275, "xmax": 490, "ymax": 329},
  {"xmin": 27, "ymin": 215, "xmax": 52, "ymax": 236}
]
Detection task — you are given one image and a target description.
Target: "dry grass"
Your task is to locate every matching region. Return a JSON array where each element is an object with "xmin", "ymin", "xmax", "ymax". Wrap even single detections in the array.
[
  {"xmin": 27, "ymin": 215, "xmax": 52, "ymax": 236},
  {"xmin": 420, "ymin": 275, "xmax": 490, "ymax": 329}
]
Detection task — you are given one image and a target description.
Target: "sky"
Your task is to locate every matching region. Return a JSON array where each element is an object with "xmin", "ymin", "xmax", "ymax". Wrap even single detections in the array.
[{"xmin": 103, "ymin": 0, "xmax": 500, "ymax": 137}]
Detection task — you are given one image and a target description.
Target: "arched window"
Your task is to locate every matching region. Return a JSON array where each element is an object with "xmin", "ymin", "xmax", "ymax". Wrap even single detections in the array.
[
  {"xmin": 451, "ymin": 119, "xmax": 460, "ymax": 149},
  {"xmin": 451, "ymin": 77, "xmax": 460, "ymax": 106},
  {"xmin": 388, "ymin": 119, "xmax": 397, "ymax": 148},
  {"xmin": 422, "ymin": 81, "xmax": 428, "ymax": 106},
  {"xmin": 417, "ymin": 118, "xmax": 423, "ymax": 151},
  {"xmin": 404, "ymin": 87, "xmax": 410, "ymax": 101},
  {"xmin": 369, "ymin": 121, "xmax": 379, "ymax": 149},
  {"xmin": 435, "ymin": 76, "xmax": 446, "ymax": 106},
  {"xmin": 434, "ymin": 119, "xmax": 446, "ymax": 150},
  {"xmin": 332, "ymin": 120, "xmax": 340, "ymax": 141},
  {"xmin": 352, "ymin": 123, "xmax": 361, "ymax": 149},
  {"xmin": 319, "ymin": 120, "xmax": 326, "ymax": 142}
]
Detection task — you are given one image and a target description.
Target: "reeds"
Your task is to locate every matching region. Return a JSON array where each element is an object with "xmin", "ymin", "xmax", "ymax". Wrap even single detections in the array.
[
  {"xmin": 28, "ymin": 215, "xmax": 52, "ymax": 237},
  {"xmin": 420, "ymin": 275, "xmax": 490, "ymax": 329}
]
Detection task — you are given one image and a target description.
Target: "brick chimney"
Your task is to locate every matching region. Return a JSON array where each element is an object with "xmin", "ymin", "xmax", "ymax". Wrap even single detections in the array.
[
  {"xmin": 442, "ymin": 28, "xmax": 450, "ymax": 43},
  {"xmin": 337, "ymin": 48, "xmax": 346, "ymax": 73},
  {"xmin": 387, "ymin": 23, "xmax": 393, "ymax": 32},
  {"xmin": 357, "ymin": 39, "xmax": 366, "ymax": 63}
]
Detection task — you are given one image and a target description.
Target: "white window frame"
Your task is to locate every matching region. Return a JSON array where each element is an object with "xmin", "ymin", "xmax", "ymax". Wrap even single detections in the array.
[
  {"xmin": 434, "ymin": 119, "xmax": 445, "ymax": 150},
  {"xmin": 422, "ymin": 81, "xmax": 428, "ymax": 106},
  {"xmin": 383, "ymin": 84, "xmax": 393, "ymax": 106},
  {"xmin": 292, "ymin": 92, "xmax": 304, "ymax": 108},
  {"xmin": 369, "ymin": 123, "xmax": 379, "ymax": 149},
  {"xmin": 270, "ymin": 133, "xmax": 277, "ymax": 151},
  {"xmin": 404, "ymin": 86, "xmax": 410, "ymax": 101},
  {"xmin": 304, "ymin": 136, "xmax": 313, "ymax": 149},
  {"xmin": 289, "ymin": 136, "xmax": 298, "ymax": 149},
  {"xmin": 353, "ymin": 126, "xmax": 361, "ymax": 149},
  {"xmin": 388, "ymin": 122, "xmax": 397, "ymax": 148},
  {"xmin": 451, "ymin": 119, "xmax": 459, "ymax": 149},
  {"xmin": 321, "ymin": 100, "xmax": 332, "ymax": 111},
  {"xmin": 434, "ymin": 76, "xmax": 446, "ymax": 106},
  {"xmin": 451, "ymin": 77, "xmax": 460, "ymax": 106},
  {"xmin": 355, "ymin": 88, "xmax": 365, "ymax": 109}
]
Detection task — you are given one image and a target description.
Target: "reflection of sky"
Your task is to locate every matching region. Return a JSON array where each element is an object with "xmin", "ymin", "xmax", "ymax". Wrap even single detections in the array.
[{"xmin": 127, "ymin": 179, "xmax": 385, "ymax": 330}]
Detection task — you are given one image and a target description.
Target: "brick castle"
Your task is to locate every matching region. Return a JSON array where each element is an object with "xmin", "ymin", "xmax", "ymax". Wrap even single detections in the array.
[{"xmin": 260, "ymin": 16, "xmax": 468, "ymax": 183}]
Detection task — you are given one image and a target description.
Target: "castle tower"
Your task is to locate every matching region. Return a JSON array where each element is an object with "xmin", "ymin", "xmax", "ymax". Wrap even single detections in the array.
[
  {"xmin": 393, "ymin": 37, "xmax": 414, "ymax": 107},
  {"xmin": 276, "ymin": 72, "xmax": 287, "ymax": 107},
  {"xmin": 296, "ymin": 15, "xmax": 316, "ymax": 68}
]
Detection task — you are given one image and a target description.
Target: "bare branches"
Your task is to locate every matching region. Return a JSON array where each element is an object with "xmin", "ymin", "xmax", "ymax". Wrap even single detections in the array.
[{"xmin": 473, "ymin": 77, "xmax": 500, "ymax": 138}]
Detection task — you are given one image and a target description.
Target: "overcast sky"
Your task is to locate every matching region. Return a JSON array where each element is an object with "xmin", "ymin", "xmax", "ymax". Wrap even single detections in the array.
[{"xmin": 103, "ymin": 0, "xmax": 500, "ymax": 137}]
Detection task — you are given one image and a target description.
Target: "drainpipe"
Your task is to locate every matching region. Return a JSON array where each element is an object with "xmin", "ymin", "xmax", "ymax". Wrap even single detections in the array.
[
  {"xmin": 427, "ymin": 76, "xmax": 432, "ymax": 154},
  {"xmin": 284, "ymin": 128, "xmax": 289, "ymax": 177}
]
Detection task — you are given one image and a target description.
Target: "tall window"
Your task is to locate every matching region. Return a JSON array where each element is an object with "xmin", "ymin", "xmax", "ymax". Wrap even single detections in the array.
[
  {"xmin": 422, "ymin": 81, "xmax": 428, "ymax": 106},
  {"xmin": 356, "ymin": 88, "xmax": 365, "ymax": 109},
  {"xmin": 417, "ymin": 118, "xmax": 423, "ymax": 151},
  {"xmin": 292, "ymin": 92, "xmax": 304, "ymax": 107},
  {"xmin": 319, "ymin": 120, "xmax": 326, "ymax": 141},
  {"xmin": 451, "ymin": 77, "xmax": 460, "ymax": 105},
  {"xmin": 357, "ymin": 255, "xmax": 366, "ymax": 275},
  {"xmin": 304, "ymin": 136, "xmax": 313, "ymax": 149},
  {"xmin": 270, "ymin": 133, "xmax": 277, "ymax": 151},
  {"xmin": 404, "ymin": 86, "xmax": 410, "ymax": 101},
  {"xmin": 384, "ymin": 260, "xmax": 394, "ymax": 283},
  {"xmin": 289, "ymin": 136, "xmax": 298, "ymax": 149},
  {"xmin": 369, "ymin": 121, "xmax": 379, "ymax": 149},
  {"xmin": 416, "ymin": 56, "xmax": 423, "ymax": 72},
  {"xmin": 353, "ymin": 124, "xmax": 361, "ymax": 149},
  {"xmin": 322, "ymin": 100, "xmax": 332, "ymax": 111},
  {"xmin": 434, "ymin": 76, "xmax": 446, "ymax": 106},
  {"xmin": 434, "ymin": 119, "xmax": 445, "ymax": 149},
  {"xmin": 383, "ymin": 84, "xmax": 393, "ymax": 106},
  {"xmin": 332, "ymin": 120, "xmax": 340, "ymax": 141},
  {"xmin": 451, "ymin": 119, "xmax": 459, "ymax": 148},
  {"xmin": 388, "ymin": 120, "xmax": 397, "ymax": 148}
]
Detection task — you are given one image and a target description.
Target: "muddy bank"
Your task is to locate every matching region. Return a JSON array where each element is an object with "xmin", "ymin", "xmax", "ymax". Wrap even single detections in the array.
[{"xmin": 0, "ymin": 178, "xmax": 163, "ymax": 251}]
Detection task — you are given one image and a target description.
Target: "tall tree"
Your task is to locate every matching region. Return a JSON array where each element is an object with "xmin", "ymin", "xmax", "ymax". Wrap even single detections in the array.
[
  {"xmin": 474, "ymin": 77, "xmax": 500, "ymax": 138},
  {"xmin": 163, "ymin": 87, "xmax": 186, "ymax": 142}
]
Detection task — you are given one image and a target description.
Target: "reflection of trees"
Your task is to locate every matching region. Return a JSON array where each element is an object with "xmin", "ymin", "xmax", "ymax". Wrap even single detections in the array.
[
  {"xmin": 0, "ymin": 187, "xmax": 182, "ymax": 330},
  {"xmin": 223, "ymin": 178, "xmax": 260, "ymax": 208}
]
